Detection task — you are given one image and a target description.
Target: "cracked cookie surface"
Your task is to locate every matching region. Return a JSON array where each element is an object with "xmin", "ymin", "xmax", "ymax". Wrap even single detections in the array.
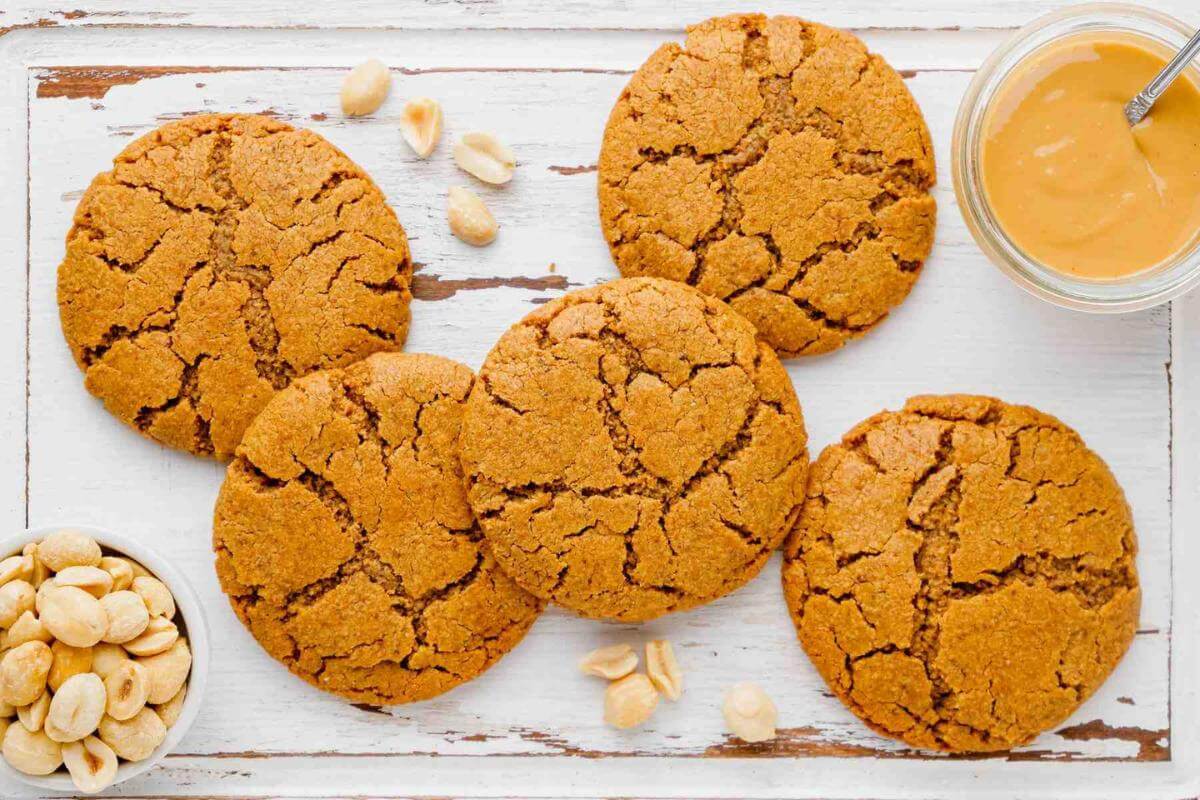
[
  {"xmin": 782, "ymin": 395, "xmax": 1140, "ymax": 752},
  {"xmin": 58, "ymin": 113, "xmax": 414, "ymax": 458},
  {"xmin": 598, "ymin": 14, "xmax": 936, "ymax": 358},
  {"xmin": 213, "ymin": 352, "xmax": 542, "ymax": 704},
  {"xmin": 461, "ymin": 277, "xmax": 810, "ymax": 622}
]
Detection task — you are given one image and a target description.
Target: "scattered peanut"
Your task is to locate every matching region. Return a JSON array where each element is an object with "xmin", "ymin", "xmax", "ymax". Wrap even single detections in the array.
[
  {"xmin": 0, "ymin": 532, "xmax": 191, "ymax": 788},
  {"xmin": 579, "ymin": 644, "xmax": 638, "ymax": 680},
  {"xmin": 453, "ymin": 132, "xmax": 516, "ymax": 184},
  {"xmin": 41, "ymin": 586, "xmax": 107, "ymax": 648},
  {"xmin": 100, "ymin": 590, "xmax": 150, "ymax": 644},
  {"xmin": 399, "ymin": 97, "xmax": 443, "ymax": 158},
  {"xmin": 645, "ymin": 640, "xmax": 683, "ymax": 701},
  {"xmin": 98, "ymin": 707, "xmax": 166, "ymax": 762},
  {"xmin": 62, "ymin": 736, "xmax": 117, "ymax": 794},
  {"xmin": 447, "ymin": 186, "xmax": 499, "ymax": 246},
  {"xmin": 55, "ymin": 566, "xmax": 113, "ymax": 599},
  {"xmin": 2, "ymin": 723, "xmax": 62, "ymax": 775},
  {"xmin": 48, "ymin": 641, "xmax": 94, "ymax": 692},
  {"xmin": 603, "ymin": 673, "xmax": 659, "ymax": 729},
  {"xmin": 0, "ymin": 642, "xmax": 53, "ymax": 706},
  {"xmin": 45, "ymin": 673, "xmax": 106, "ymax": 743},
  {"xmin": 37, "ymin": 531, "xmax": 101, "ymax": 572},
  {"xmin": 341, "ymin": 58, "xmax": 391, "ymax": 116},
  {"xmin": 722, "ymin": 682, "xmax": 777, "ymax": 743}
]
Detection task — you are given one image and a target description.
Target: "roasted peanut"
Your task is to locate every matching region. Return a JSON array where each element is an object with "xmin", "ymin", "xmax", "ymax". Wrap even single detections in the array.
[
  {"xmin": 140, "ymin": 637, "xmax": 191, "ymax": 704},
  {"xmin": 24, "ymin": 543, "xmax": 50, "ymax": 589},
  {"xmin": 36, "ymin": 530, "xmax": 101, "ymax": 572},
  {"xmin": 453, "ymin": 132, "xmax": 516, "ymax": 184},
  {"xmin": 0, "ymin": 699, "xmax": 14, "ymax": 718},
  {"xmin": 105, "ymin": 661, "xmax": 149, "ymax": 721},
  {"xmin": 6, "ymin": 611, "xmax": 51, "ymax": 649},
  {"xmin": 132, "ymin": 576, "xmax": 175, "ymax": 619},
  {"xmin": 45, "ymin": 673, "xmax": 106, "ymax": 743},
  {"xmin": 0, "ymin": 641, "xmax": 53, "ymax": 706},
  {"xmin": 154, "ymin": 684, "xmax": 186, "ymax": 728},
  {"xmin": 341, "ymin": 58, "xmax": 390, "ymax": 116},
  {"xmin": 645, "ymin": 640, "xmax": 682, "ymax": 701},
  {"xmin": 91, "ymin": 643, "xmax": 130, "ymax": 680},
  {"xmin": 100, "ymin": 590, "xmax": 150, "ymax": 644},
  {"xmin": 2, "ymin": 722, "xmax": 62, "ymax": 775},
  {"xmin": 41, "ymin": 586, "xmax": 107, "ymax": 648},
  {"xmin": 54, "ymin": 566, "xmax": 113, "ymax": 599},
  {"xmin": 603, "ymin": 673, "xmax": 659, "ymax": 729},
  {"xmin": 62, "ymin": 735, "xmax": 118, "ymax": 794},
  {"xmin": 0, "ymin": 580, "xmax": 35, "ymax": 628},
  {"xmin": 48, "ymin": 641, "xmax": 94, "ymax": 692},
  {"xmin": 447, "ymin": 186, "xmax": 499, "ymax": 246},
  {"xmin": 0, "ymin": 554, "xmax": 33, "ymax": 587},
  {"xmin": 722, "ymin": 682, "xmax": 777, "ymax": 743},
  {"xmin": 98, "ymin": 556, "xmax": 134, "ymax": 593},
  {"xmin": 123, "ymin": 616, "xmax": 178, "ymax": 657},
  {"xmin": 17, "ymin": 689, "xmax": 50, "ymax": 733},
  {"xmin": 579, "ymin": 644, "xmax": 638, "ymax": 680},
  {"xmin": 98, "ymin": 707, "xmax": 166, "ymax": 762},
  {"xmin": 399, "ymin": 97, "xmax": 443, "ymax": 158},
  {"xmin": 34, "ymin": 577, "xmax": 57, "ymax": 615}
]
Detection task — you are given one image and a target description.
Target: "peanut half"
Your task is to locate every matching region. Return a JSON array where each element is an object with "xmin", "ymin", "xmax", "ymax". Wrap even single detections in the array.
[
  {"xmin": 453, "ymin": 132, "xmax": 516, "ymax": 185},
  {"xmin": 62, "ymin": 735, "xmax": 118, "ymax": 794},
  {"xmin": 722, "ymin": 682, "xmax": 777, "ymax": 743},
  {"xmin": 399, "ymin": 97, "xmax": 443, "ymax": 158},
  {"xmin": 645, "ymin": 640, "xmax": 682, "ymax": 701},
  {"xmin": 341, "ymin": 58, "xmax": 391, "ymax": 116},
  {"xmin": 603, "ymin": 673, "xmax": 659, "ymax": 729},
  {"xmin": 447, "ymin": 186, "xmax": 498, "ymax": 246},
  {"xmin": 579, "ymin": 644, "xmax": 638, "ymax": 680}
]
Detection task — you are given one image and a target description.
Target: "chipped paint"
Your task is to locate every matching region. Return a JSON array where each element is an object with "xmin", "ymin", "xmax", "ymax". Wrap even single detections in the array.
[
  {"xmin": 411, "ymin": 273, "xmax": 570, "ymax": 302},
  {"xmin": 36, "ymin": 65, "xmax": 256, "ymax": 99}
]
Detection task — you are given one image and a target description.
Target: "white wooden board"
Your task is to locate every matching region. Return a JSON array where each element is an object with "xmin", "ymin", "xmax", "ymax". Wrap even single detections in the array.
[{"xmin": 0, "ymin": 3, "xmax": 1198, "ymax": 798}]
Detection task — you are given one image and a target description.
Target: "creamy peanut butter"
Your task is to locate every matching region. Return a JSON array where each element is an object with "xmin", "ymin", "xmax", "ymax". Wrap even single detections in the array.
[{"xmin": 982, "ymin": 33, "xmax": 1200, "ymax": 279}]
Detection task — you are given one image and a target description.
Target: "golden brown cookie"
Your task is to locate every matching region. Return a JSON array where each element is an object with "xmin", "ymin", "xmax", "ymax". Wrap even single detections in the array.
[
  {"xmin": 213, "ymin": 352, "xmax": 542, "ymax": 704},
  {"xmin": 782, "ymin": 395, "xmax": 1140, "ymax": 752},
  {"xmin": 461, "ymin": 277, "xmax": 810, "ymax": 622},
  {"xmin": 58, "ymin": 113, "xmax": 414, "ymax": 458},
  {"xmin": 598, "ymin": 15, "xmax": 936, "ymax": 357}
]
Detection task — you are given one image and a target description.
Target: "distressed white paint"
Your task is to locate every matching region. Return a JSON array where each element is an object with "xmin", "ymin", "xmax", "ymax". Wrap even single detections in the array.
[{"xmin": 0, "ymin": 5, "xmax": 1195, "ymax": 798}]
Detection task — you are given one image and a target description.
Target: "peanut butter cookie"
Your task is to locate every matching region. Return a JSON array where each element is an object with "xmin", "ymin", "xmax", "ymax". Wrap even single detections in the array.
[
  {"xmin": 598, "ymin": 14, "xmax": 936, "ymax": 357},
  {"xmin": 58, "ymin": 113, "xmax": 414, "ymax": 458},
  {"xmin": 461, "ymin": 277, "xmax": 810, "ymax": 622},
  {"xmin": 213, "ymin": 353, "xmax": 542, "ymax": 704},
  {"xmin": 782, "ymin": 395, "xmax": 1140, "ymax": 752}
]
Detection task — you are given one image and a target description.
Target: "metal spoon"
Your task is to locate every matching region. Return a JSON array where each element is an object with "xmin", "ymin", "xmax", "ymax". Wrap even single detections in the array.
[{"xmin": 1125, "ymin": 29, "xmax": 1200, "ymax": 125}]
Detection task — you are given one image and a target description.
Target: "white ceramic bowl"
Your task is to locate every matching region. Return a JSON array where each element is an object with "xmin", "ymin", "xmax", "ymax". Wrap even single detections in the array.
[{"xmin": 0, "ymin": 525, "xmax": 209, "ymax": 795}]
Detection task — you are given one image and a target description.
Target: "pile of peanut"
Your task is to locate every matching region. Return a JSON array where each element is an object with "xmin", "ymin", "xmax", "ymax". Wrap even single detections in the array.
[
  {"xmin": 0, "ymin": 530, "xmax": 192, "ymax": 793},
  {"xmin": 339, "ymin": 58, "xmax": 516, "ymax": 247}
]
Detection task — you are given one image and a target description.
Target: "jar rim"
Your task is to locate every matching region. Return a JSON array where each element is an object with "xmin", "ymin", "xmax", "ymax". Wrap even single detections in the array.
[{"xmin": 951, "ymin": 2, "xmax": 1200, "ymax": 313}]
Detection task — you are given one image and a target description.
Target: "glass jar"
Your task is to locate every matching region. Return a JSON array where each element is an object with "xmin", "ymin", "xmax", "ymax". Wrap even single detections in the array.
[{"xmin": 952, "ymin": 3, "xmax": 1200, "ymax": 312}]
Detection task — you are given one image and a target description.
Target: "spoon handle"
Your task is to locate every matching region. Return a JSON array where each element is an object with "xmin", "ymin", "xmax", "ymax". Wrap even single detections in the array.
[{"xmin": 1126, "ymin": 29, "xmax": 1200, "ymax": 125}]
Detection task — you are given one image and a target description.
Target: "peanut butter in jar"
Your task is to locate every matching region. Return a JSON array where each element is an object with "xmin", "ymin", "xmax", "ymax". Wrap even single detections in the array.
[{"xmin": 981, "ymin": 32, "xmax": 1200, "ymax": 280}]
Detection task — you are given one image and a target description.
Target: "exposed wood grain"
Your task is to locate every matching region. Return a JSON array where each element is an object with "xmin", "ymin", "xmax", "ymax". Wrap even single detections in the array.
[
  {"xmin": 411, "ymin": 273, "xmax": 571, "ymax": 301},
  {"xmin": 1056, "ymin": 721, "xmax": 1170, "ymax": 762}
]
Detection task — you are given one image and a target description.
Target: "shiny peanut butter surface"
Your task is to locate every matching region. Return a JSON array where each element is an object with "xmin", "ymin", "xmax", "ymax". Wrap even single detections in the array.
[{"xmin": 982, "ymin": 33, "xmax": 1200, "ymax": 279}]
